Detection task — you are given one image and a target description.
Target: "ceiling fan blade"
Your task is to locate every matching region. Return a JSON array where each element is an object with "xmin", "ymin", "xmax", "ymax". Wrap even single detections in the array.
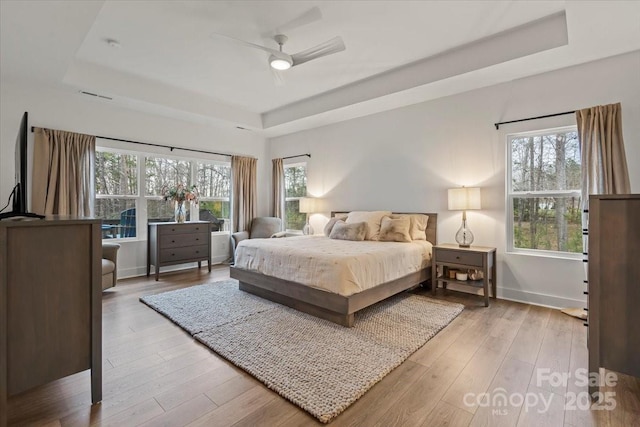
[
  {"xmin": 270, "ymin": 68, "xmax": 286, "ymax": 86},
  {"xmin": 291, "ymin": 36, "xmax": 346, "ymax": 66},
  {"xmin": 210, "ymin": 32, "xmax": 282, "ymax": 56}
]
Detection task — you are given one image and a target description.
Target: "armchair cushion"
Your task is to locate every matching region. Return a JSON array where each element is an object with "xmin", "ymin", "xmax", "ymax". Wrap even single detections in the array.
[
  {"xmin": 249, "ymin": 217, "xmax": 283, "ymax": 239},
  {"xmin": 102, "ymin": 242, "xmax": 120, "ymax": 290},
  {"xmin": 230, "ymin": 217, "xmax": 284, "ymax": 263}
]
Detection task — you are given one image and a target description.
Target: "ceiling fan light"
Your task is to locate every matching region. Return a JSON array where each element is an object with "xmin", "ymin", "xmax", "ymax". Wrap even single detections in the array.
[{"xmin": 269, "ymin": 55, "xmax": 292, "ymax": 70}]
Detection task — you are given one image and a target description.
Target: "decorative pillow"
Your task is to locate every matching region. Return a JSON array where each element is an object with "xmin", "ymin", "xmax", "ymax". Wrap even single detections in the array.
[
  {"xmin": 346, "ymin": 211, "xmax": 392, "ymax": 241},
  {"xmin": 390, "ymin": 214, "xmax": 429, "ymax": 240},
  {"xmin": 329, "ymin": 220, "xmax": 367, "ymax": 241},
  {"xmin": 324, "ymin": 217, "xmax": 341, "ymax": 236},
  {"xmin": 378, "ymin": 216, "xmax": 412, "ymax": 242}
]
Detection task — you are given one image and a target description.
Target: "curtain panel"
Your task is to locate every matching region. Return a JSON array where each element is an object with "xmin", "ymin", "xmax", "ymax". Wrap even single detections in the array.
[
  {"xmin": 231, "ymin": 156, "xmax": 257, "ymax": 232},
  {"xmin": 577, "ymin": 102, "xmax": 631, "ymax": 207},
  {"xmin": 573, "ymin": 102, "xmax": 631, "ymax": 317},
  {"xmin": 31, "ymin": 128, "xmax": 95, "ymax": 216},
  {"xmin": 272, "ymin": 158, "xmax": 285, "ymax": 230}
]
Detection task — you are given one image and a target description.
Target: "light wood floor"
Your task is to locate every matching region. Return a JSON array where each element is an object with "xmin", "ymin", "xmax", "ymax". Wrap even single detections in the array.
[{"xmin": 7, "ymin": 266, "xmax": 640, "ymax": 426}]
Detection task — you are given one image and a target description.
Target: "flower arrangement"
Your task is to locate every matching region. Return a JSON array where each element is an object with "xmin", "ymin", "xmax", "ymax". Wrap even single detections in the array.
[{"xmin": 161, "ymin": 184, "xmax": 199, "ymax": 204}]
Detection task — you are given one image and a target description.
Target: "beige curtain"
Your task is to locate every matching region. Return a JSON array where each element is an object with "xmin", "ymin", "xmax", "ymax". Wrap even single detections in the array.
[
  {"xmin": 32, "ymin": 128, "xmax": 95, "ymax": 216},
  {"xmin": 577, "ymin": 102, "xmax": 631, "ymax": 206},
  {"xmin": 570, "ymin": 103, "xmax": 631, "ymax": 318},
  {"xmin": 231, "ymin": 156, "xmax": 257, "ymax": 232},
  {"xmin": 272, "ymin": 158, "xmax": 285, "ymax": 230}
]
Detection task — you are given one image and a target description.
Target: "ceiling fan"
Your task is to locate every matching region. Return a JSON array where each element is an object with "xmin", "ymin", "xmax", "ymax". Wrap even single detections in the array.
[{"xmin": 211, "ymin": 33, "xmax": 346, "ymax": 71}]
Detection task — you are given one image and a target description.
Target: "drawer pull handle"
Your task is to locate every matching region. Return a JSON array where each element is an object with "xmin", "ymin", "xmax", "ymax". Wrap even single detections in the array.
[
  {"xmin": 171, "ymin": 253, "xmax": 175, "ymax": 256},
  {"xmin": 195, "ymin": 238, "xmax": 199, "ymax": 241},
  {"xmin": 195, "ymin": 250, "xmax": 199, "ymax": 254},
  {"xmin": 456, "ymin": 256, "xmax": 460, "ymax": 260},
  {"xmin": 583, "ymin": 322, "xmax": 588, "ymax": 327},
  {"xmin": 171, "ymin": 240, "xmax": 175, "ymax": 243}
]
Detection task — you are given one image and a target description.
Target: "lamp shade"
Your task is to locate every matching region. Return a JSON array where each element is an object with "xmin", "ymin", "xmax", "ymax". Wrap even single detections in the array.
[
  {"xmin": 448, "ymin": 187, "xmax": 481, "ymax": 211},
  {"xmin": 299, "ymin": 197, "xmax": 315, "ymax": 213}
]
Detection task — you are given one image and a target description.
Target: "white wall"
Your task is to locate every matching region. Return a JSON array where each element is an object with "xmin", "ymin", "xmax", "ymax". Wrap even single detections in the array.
[
  {"xmin": 269, "ymin": 51, "xmax": 640, "ymax": 308},
  {"xmin": 0, "ymin": 78, "xmax": 269, "ymax": 278}
]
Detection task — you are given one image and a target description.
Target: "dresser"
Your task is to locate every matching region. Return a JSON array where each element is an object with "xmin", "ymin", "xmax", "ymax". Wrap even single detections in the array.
[
  {"xmin": 587, "ymin": 194, "xmax": 640, "ymax": 396},
  {"xmin": 0, "ymin": 217, "xmax": 102, "ymax": 427},
  {"xmin": 147, "ymin": 221, "xmax": 212, "ymax": 280}
]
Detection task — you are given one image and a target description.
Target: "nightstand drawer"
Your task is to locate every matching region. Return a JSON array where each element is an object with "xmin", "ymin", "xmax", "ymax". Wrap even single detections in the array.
[{"xmin": 436, "ymin": 249, "xmax": 483, "ymax": 267}]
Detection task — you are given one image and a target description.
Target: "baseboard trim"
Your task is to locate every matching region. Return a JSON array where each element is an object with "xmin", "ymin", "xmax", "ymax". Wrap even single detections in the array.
[
  {"xmin": 119, "ymin": 260, "xmax": 229, "ymax": 280},
  {"xmin": 497, "ymin": 287, "xmax": 585, "ymax": 309},
  {"xmin": 443, "ymin": 283, "xmax": 584, "ymax": 309}
]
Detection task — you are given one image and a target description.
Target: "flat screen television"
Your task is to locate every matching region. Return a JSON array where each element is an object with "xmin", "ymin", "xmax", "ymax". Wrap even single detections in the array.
[{"xmin": 0, "ymin": 112, "xmax": 44, "ymax": 220}]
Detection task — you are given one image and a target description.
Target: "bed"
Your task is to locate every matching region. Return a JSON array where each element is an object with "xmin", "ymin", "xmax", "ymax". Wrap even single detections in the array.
[{"xmin": 230, "ymin": 212, "xmax": 437, "ymax": 327}]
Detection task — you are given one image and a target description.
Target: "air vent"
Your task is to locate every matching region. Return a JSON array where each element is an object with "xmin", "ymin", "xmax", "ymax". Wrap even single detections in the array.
[{"xmin": 79, "ymin": 90, "xmax": 113, "ymax": 101}]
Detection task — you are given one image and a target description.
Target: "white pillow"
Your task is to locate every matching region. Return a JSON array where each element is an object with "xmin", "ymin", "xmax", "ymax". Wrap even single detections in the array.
[{"xmin": 346, "ymin": 211, "xmax": 392, "ymax": 241}]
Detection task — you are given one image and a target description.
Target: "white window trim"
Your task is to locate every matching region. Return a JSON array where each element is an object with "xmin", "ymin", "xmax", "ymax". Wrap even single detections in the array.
[
  {"xmin": 505, "ymin": 125, "xmax": 582, "ymax": 260},
  {"xmin": 284, "ymin": 161, "xmax": 307, "ymax": 232},
  {"xmin": 96, "ymin": 144, "xmax": 231, "ymax": 241}
]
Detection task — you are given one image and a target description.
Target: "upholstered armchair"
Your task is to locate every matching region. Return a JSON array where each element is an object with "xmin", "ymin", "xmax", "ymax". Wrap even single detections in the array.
[
  {"xmin": 102, "ymin": 242, "xmax": 121, "ymax": 290},
  {"xmin": 231, "ymin": 217, "xmax": 285, "ymax": 258}
]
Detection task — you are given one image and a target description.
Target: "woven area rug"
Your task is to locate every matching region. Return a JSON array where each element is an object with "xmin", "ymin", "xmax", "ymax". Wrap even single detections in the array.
[{"xmin": 140, "ymin": 279, "xmax": 463, "ymax": 423}]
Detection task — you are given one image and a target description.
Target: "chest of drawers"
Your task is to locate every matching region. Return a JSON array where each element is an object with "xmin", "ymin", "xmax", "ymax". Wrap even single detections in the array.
[{"xmin": 147, "ymin": 221, "xmax": 211, "ymax": 280}]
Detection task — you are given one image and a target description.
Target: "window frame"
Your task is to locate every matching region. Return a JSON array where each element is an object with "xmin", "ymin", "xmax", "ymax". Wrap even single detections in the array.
[
  {"xmin": 95, "ymin": 146, "xmax": 142, "ymax": 241},
  {"xmin": 505, "ymin": 125, "xmax": 582, "ymax": 260},
  {"xmin": 195, "ymin": 160, "xmax": 232, "ymax": 233},
  {"xmin": 95, "ymin": 143, "xmax": 231, "ymax": 241},
  {"xmin": 283, "ymin": 161, "xmax": 307, "ymax": 232}
]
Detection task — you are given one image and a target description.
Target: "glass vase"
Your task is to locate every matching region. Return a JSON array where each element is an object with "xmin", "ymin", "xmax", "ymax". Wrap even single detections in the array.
[{"xmin": 175, "ymin": 201, "xmax": 186, "ymax": 223}]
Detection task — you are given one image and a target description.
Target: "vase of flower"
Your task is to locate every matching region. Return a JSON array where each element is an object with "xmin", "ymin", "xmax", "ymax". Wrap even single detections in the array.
[
  {"xmin": 175, "ymin": 201, "xmax": 186, "ymax": 223},
  {"xmin": 162, "ymin": 184, "xmax": 199, "ymax": 223}
]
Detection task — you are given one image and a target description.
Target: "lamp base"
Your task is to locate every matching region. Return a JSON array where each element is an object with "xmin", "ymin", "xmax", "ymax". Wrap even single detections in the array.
[
  {"xmin": 302, "ymin": 223, "xmax": 314, "ymax": 235},
  {"xmin": 455, "ymin": 216, "xmax": 474, "ymax": 247}
]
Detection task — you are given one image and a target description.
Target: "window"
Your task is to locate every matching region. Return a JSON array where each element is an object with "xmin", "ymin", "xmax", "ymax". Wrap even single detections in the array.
[
  {"xmin": 197, "ymin": 162, "xmax": 231, "ymax": 231},
  {"xmin": 95, "ymin": 145, "xmax": 231, "ymax": 239},
  {"xmin": 145, "ymin": 156, "xmax": 191, "ymax": 224},
  {"xmin": 507, "ymin": 126, "xmax": 582, "ymax": 257},
  {"xmin": 95, "ymin": 150, "xmax": 138, "ymax": 238},
  {"xmin": 284, "ymin": 163, "xmax": 307, "ymax": 231}
]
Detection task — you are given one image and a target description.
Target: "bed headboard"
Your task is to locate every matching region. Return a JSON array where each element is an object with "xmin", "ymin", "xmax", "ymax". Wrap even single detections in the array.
[{"xmin": 331, "ymin": 211, "xmax": 438, "ymax": 246}]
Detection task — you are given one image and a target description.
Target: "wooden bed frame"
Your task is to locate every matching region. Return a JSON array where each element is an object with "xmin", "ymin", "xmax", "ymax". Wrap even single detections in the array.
[{"xmin": 230, "ymin": 212, "xmax": 437, "ymax": 327}]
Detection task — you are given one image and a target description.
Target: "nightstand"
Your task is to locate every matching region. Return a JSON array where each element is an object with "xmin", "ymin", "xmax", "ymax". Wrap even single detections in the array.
[{"xmin": 431, "ymin": 243, "xmax": 496, "ymax": 306}]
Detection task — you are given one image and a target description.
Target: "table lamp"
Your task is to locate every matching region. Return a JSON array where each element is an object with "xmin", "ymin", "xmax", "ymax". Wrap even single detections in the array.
[
  {"xmin": 299, "ymin": 197, "xmax": 315, "ymax": 235},
  {"xmin": 448, "ymin": 187, "xmax": 481, "ymax": 247}
]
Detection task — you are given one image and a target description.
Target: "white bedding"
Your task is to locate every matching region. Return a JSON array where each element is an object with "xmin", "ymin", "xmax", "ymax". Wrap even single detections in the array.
[{"xmin": 234, "ymin": 235, "xmax": 432, "ymax": 297}]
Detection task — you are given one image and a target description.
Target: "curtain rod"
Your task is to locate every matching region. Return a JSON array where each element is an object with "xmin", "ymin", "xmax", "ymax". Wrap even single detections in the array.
[
  {"xmin": 31, "ymin": 126, "xmax": 233, "ymax": 158},
  {"xmin": 494, "ymin": 110, "xmax": 575, "ymax": 130},
  {"xmin": 280, "ymin": 153, "xmax": 311, "ymax": 160}
]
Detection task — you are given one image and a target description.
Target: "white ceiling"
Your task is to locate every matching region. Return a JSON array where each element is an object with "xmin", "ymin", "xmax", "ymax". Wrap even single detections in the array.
[{"xmin": 1, "ymin": 1, "xmax": 639, "ymax": 137}]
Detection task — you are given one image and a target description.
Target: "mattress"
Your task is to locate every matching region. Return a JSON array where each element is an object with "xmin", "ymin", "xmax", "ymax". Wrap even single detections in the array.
[{"xmin": 234, "ymin": 235, "xmax": 432, "ymax": 297}]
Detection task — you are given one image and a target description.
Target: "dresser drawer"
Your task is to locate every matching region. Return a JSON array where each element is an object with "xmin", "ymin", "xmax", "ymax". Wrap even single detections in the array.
[
  {"xmin": 436, "ymin": 249, "xmax": 483, "ymax": 267},
  {"xmin": 160, "ymin": 232, "xmax": 208, "ymax": 248},
  {"xmin": 160, "ymin": 244, "xmax": 209, "ymax": 263},
  {"xmin": 158, "ymin": 223, "xmax": 209, "ymax": 235}
]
